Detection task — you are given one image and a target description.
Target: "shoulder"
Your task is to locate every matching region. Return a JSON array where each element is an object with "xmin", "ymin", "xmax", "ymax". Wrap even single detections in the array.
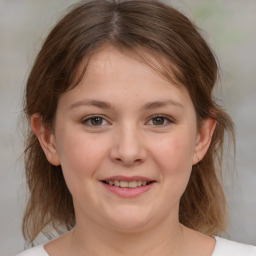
[
  {"xmin": 16, "ymin": 244, "xmax": 49, "ymax": 256},
  {"xmin": 212, "ymin": 237, "xmax": 256, "ymax": 256}
]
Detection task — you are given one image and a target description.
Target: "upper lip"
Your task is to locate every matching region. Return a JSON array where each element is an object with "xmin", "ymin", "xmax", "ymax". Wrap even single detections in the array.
[{"xmin": 101, "ymin": 176, "xmax": 155, "ymax": 182}]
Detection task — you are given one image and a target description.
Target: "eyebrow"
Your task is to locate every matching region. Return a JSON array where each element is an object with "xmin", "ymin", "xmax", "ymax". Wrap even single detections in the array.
[
  {"xmin": 69, "ymin": 99, "xmax": 113, "ymax": 110},
  {"xmin": 68, "ymin": 99, "xmax": 184, "ymax": 110},
  {"xmin": 143, "ymin": 100, "xmax": 184, "ymax": 110}
]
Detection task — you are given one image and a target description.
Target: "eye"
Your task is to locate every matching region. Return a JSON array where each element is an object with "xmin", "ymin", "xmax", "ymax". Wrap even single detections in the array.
[
  {"xmin": 82, "ymin": 116, "xmax": 109, "ymax": 126},
  {"xmin": 147, "ymin": 115, "xmax": 173, "ymax": 126}
]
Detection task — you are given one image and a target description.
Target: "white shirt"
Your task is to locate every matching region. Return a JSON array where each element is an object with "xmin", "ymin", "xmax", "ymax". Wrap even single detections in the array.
[
  {"xmin": 16, "ymin": 237, "xmax": 256, "ymax": 256},
  {"xmin": 212, "ymin": 237, "xmax": 256, "ymax": 256}
]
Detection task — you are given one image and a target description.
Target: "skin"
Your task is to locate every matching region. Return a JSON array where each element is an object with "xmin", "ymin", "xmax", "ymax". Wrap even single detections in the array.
[{"xmin": 32, "ymin": 46, "xmax": 216, "ymax": 256}]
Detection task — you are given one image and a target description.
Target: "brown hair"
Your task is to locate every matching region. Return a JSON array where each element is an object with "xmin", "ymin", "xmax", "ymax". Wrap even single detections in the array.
[{"xmin": 23, "ymin": 0, "xmax": 234, "ymax": 243}]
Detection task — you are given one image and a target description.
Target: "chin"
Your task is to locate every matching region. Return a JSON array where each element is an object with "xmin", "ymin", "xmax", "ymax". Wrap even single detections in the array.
[{"xmin": 104, "ymin": 206, "xmax": 156, "ymax": 232}]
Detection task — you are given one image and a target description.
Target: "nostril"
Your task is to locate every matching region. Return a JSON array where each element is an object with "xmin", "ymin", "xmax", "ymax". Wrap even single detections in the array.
[{"xmin": 113, "ymin": 157, "xmax": 144, "ymax": 166}]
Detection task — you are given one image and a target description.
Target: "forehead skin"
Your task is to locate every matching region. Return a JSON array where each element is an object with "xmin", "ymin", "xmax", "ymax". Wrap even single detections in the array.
[{"xmin": 63, "ymin": 45, "xmax": 192, "ymax": 114}]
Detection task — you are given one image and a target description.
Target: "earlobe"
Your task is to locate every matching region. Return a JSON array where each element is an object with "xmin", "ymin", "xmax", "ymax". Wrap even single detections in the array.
[
  {"xmin": 31, "ymin": 113, "xmax": 60, "ymax": 166},
  {"xmin": 193, "ymin": 118, "xmax": 216, "ymax": 165}
]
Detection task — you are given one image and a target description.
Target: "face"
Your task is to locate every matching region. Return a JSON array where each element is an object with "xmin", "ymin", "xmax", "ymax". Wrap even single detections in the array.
[{"xmin": 34, "ymin": 46, "xmax": 214, "ymax": 232}]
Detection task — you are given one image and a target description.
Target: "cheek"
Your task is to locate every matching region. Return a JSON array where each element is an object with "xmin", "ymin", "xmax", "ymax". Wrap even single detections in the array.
[
  {"xmin": 151, "ymin": 131, "xmax": 195, "ymax": 189},
  {"xmin": 55, "ymin": 133, "xmax": 108, "ymax": 205},
  {"xmin": 55, "ymin": 130, "xmax": 107, "ymax": 180},
  {"xmin": 154, "ymin": 132, "xmax": 195, "ymax": 169}
]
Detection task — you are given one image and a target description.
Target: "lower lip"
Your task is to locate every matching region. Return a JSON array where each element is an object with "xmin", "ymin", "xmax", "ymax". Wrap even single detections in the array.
[{"xmin": 101, "ymin": 182, "xmax": 155, "ymax": 198}]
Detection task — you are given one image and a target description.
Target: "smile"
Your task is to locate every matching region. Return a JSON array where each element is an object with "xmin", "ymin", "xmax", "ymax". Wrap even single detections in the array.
[
  {"xmin": 100, "ymin": 176, "xmax": 156, "ymax": 198},
  {"xmin": 102, "ymin": 180, "xmax": 154, "ymax": 188}
]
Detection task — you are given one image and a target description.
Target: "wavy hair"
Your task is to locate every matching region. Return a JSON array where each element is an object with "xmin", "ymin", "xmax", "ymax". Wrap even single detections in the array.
[{"xmin": 23, "ymin": 0, "xmax": 234, "ymax": 243}]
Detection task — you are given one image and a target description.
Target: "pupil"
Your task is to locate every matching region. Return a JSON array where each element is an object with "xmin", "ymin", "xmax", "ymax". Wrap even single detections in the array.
[
  {"xmin": 91, "ymin": 117, "xmax": 103, "ymax": 125},
  {"xmin": 153, "ymin": 117, "xmax": 164, "ymax": 125}
]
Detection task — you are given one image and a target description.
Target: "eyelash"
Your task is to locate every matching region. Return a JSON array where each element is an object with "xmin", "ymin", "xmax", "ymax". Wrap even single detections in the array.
[
  {"xmin": 82, "ymin": 114, "xmax": 175, "ymax": 128},
  {"xmin": 146, "ymin": 115, "xmax": 175, "ymax": 126},
  {"xmin": 82, "ymin": 115, "xmax": 110, "ymax": 127}
]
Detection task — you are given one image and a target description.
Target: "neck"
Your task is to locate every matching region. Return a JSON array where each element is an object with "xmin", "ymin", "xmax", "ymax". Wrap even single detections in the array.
[{"xmin": 69, "ymin": 216, "xmax": 185, "ymax": 256}]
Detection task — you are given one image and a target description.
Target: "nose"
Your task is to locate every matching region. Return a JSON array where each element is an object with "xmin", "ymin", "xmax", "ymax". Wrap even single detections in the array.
[{"xmin": 109, "ymin": 123, "xmax": 147, "ymax": 166}]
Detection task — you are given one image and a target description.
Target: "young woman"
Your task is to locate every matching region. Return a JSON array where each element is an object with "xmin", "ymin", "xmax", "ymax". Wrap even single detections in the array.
[{"xmin": 17, "ymin": 0, "xmax": 256, "ymax": 255}]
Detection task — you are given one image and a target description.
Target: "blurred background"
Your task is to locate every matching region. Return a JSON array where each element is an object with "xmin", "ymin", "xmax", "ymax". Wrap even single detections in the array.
[{"xmin": 0, "ymin": 0, "xmax": 255, "ymax": 255}]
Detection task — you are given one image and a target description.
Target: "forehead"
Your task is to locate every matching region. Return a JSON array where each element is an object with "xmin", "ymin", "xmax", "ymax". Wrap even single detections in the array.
[
  {"xmin": 88, "ymin": 49, "xmax": 161, "ymax": 85},
  {"xmin": 78, "ymin": 45, "xmax": 182, "ymax": 89},
  {"xmin": 60, "ymin": 45, "xmax": 192, "ymax": 110}
]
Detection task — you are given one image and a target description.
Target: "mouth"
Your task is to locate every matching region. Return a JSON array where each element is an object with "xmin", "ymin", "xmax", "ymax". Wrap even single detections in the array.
[
  {"xmin": 100, "ymin": 176, "xmax": 156, "ymax": 197},
  {"xmin": 101, "ymin": 180, "xmax": 155, "ymax": 188}
]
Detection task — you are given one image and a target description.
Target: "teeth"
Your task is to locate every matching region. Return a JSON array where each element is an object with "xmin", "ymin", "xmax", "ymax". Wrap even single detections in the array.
[
  {"xmin": 128, "ymin": 181, "xmax": 137, "ymax": 188},
  {"xmin": 137, "ymin": 181, "xmax": 142, "ymax": 186},
  {"xmin": 120, "ymin": 181, "xmax": 128, "ymax": 188},
  {"xmin": 105, "ymin": 180, "xmax": 152, "ymax": 188}
]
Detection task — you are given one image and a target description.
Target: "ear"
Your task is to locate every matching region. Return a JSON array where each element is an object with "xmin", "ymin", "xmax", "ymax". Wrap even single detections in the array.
[
  {"xmin": 193, "ymin": 118, "xmax": 216, "ymax": 165},
  {"xmin": 31, "ymin": 113, "xmax": 60, "ymax": 166}
]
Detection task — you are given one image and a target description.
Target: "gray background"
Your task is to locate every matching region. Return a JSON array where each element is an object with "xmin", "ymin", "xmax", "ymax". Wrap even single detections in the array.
[{"xmin": 0, "ymin": 0, "xmax": 255, "ymax": 255}]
